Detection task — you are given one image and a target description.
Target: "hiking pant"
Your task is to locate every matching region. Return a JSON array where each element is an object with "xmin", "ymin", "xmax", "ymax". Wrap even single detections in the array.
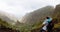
[
  {"xmin": 40, "ymin": 29, "xmax": 46, "ymax": 32},
  {"xmin": 47, "ymin": 28, "xmax": 53, "ymax": 32}
]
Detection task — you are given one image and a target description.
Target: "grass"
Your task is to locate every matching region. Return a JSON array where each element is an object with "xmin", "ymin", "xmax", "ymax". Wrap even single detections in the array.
[{"xmin": 0, "ymin": 16, "xmax": 60, "ymax": 32}]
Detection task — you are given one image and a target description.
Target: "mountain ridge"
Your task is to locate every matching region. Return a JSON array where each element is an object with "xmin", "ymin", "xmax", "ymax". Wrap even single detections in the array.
[{"xmin": 20, "ymin": 6, "xmax": 54, "ymax": 24}]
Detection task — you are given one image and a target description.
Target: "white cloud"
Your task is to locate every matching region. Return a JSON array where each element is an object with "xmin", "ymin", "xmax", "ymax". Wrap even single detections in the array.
[{"xmin": 0, "ymin": 0, "xmax": 60, "ymax": 18}]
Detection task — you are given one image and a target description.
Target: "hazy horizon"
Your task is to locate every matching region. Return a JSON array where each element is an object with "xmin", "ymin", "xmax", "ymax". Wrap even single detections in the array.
[{"xmin": 0, "ymin": 0, "xmax": 60, "ymax": 18}]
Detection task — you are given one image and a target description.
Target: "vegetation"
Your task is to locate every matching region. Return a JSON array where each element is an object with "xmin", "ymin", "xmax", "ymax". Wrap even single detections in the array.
[{"xmin": 0, "ymin": 18, "xmax": 20, "ymax": 32}]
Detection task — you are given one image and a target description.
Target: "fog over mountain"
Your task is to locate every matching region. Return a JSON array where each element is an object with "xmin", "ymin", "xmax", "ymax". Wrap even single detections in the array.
[
  {"xmin": 0, "ymin": 5, "xmax": 55, "ymax": 25},
  {"xmin": 0, "ymin": 11, "xmax": 17, "ymax": 25},
  {"xmin": 0, "ymin": 5, "xmax": 60, "ymax": 25}
]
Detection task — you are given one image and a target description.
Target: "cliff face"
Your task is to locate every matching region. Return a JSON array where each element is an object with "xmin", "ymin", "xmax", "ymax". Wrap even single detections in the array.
[
  {"xmin": 20, "ymin": 6, "xmax": 54, "ymax": 24},
  {"xmin": 53, "ymin": 4, "xmax": 60, "ymax": 22}
]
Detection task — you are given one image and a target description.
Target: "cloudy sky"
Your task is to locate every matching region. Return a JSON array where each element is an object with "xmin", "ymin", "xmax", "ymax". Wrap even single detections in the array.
[{"xmin": 0, "ymin": 0, "xmax": 60, "ymax": 18}]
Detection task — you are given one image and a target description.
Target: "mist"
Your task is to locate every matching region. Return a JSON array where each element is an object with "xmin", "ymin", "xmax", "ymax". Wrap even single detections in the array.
[{"xmin": 0, "ymin": 0, "xmax": 60, "ymax": 19}]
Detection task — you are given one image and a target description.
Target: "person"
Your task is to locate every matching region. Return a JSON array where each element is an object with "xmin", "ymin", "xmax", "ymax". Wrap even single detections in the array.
[
  {"xmin": 40, "ymin": 17, "xmax": 52, "ymax": 32},
  {"xmin": 47, "ymin": 18, "xmax": 58, "ymax": 32}
]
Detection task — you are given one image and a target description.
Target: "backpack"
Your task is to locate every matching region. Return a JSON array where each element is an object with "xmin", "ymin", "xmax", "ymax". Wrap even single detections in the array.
[{"xmin": 47, "ymin": 20, "xmax": 54, "ymax": 32}]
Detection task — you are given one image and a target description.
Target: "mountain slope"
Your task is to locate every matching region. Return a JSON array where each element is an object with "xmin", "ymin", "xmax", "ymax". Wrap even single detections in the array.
[
  {"xmin": 0, "ymin": 18, "xmax": 20, "ymax": 32},
  {"xmin": 20, "ymin": 6, "xmax": 54, "ymax": 24},
  {"xmin": 0, "ymin": 11, "xmax": 17, "ymax": 25}
]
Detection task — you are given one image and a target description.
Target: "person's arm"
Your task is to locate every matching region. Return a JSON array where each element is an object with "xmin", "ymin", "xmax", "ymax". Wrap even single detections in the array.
[
  {"xmin": 41, "ymin": 24, "xmax": 46, "ymax": 28},
  {"xmin": 41, "ymin": 19, "xmax": 47, "ymax": 29}
]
